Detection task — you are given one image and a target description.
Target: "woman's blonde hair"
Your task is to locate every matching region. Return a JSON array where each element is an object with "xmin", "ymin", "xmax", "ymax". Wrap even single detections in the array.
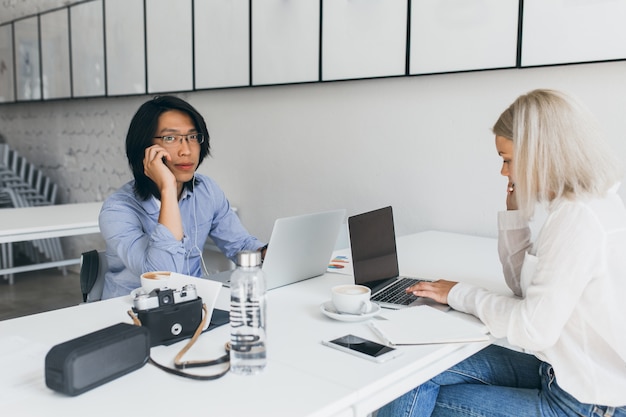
[{"xmin": 492, "ymin": 89, "xmax": 622, "ymax": 218}]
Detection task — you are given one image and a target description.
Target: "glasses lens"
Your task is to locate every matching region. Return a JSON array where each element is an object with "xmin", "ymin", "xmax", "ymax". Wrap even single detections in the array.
[
  {"xmin": 161, "ymin": 136, "xmax": 177, "ymax": 144},
  {"xmin": 191, "ymin": 133, "xmax": 204, "ymax": 144}
]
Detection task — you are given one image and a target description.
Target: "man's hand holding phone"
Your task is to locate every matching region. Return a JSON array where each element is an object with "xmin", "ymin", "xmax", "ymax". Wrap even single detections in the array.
[{"xmin": 143, "ymin": 145, "xmax": 176, "ymax": 191}]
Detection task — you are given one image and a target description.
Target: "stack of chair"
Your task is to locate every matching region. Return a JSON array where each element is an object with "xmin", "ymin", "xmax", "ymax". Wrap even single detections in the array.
[{"xmin": 0, "ymin": 143, "xmax": 65, "ymax": 284}]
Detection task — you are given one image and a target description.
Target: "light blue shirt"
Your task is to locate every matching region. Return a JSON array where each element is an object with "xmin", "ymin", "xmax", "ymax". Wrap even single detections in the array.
[{"xmin": 98, "ymin": 174, "xmax": 264, "ymax": 299}]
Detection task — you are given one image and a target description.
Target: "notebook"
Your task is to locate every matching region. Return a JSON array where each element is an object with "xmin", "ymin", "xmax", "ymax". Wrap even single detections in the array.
[
  {"xmin": 210, "ymin": 209, "xmax": 346, "ymax": 290},
  {"xmin": 348, "ymin": 206, "xmax": 448, "ymax": 311},
  {"xmin": 370, "ymin": 305, "xmax": 489, "ymax": 346}
]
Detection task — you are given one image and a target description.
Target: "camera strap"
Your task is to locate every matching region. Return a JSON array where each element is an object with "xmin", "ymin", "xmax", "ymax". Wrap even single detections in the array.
[{"xmin": 127, "ymin": 304, "xmax": 230, "ymax": 381}]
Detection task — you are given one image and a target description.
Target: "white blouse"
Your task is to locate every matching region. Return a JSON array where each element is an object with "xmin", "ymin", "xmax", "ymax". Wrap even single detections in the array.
[{"xmin": 448, "ymin": 185, "xmax": 626, "ymax": 406}]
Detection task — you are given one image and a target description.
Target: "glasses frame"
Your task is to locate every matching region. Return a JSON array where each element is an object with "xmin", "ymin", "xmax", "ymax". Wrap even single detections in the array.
[{"xmin": 153, "ymin": 133, "xmax": 205, "ymax": 146}]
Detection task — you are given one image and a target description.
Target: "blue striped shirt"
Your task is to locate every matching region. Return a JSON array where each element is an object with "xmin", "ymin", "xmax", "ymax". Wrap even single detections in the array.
[{"xmin": 98, "ymin": 174, "xmax": 264, "ymax": 299}]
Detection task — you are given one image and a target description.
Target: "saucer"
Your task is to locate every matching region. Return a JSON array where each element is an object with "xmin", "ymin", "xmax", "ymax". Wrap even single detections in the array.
[{"xmin": 320, "ymin": 301, "xmax": 382, "ymax": 322}]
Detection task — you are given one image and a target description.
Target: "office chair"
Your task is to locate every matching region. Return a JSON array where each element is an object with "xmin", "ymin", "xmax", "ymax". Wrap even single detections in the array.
[{"xmin": 80, "ymin": 250, "xmax": 108, "ymax": 302}]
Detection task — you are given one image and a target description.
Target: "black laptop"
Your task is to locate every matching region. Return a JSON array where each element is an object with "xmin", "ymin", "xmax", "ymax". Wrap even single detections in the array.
[{"xmin": 348, "ymin": 206, "xmax": 446, "ymax": 310}]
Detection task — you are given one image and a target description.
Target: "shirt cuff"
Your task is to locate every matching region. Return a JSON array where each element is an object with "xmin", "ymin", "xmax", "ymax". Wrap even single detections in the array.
[{"xmin": 447, "ymin": 282, "xmax": 477, "ymax": 316}]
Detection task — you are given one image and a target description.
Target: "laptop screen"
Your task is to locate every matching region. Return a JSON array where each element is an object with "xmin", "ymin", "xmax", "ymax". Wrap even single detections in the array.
[
  {"xmin": 262, "ymin": 209, "xmax": 346, "ymax": 290},
  {"xmin": 348, "ymin": 206, "xmax": 400, "ymax": 286}
]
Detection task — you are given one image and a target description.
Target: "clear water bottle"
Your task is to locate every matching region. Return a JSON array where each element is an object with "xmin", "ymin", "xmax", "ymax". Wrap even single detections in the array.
[{"xmin": 229, "ymin": 250, "xmax": 267, "ymax": 375}]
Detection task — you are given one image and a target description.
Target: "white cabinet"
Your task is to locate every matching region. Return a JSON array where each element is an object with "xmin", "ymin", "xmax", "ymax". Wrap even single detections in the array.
[
  {"xmin": 410, "ymin": 0, "xmax": 518, "ymax": 74},
  {"xmin": 146, "ymin": 0, "xmax": 193, "ymax": 94},
  {"xmin": 70, "ymin": 0, "xmax": 105, "ymax": 98},
  {"xmin": 522, "ymin": 0, "xmax": 626, "ymax": 67},
  {"xmin": 251, "ymin": 0, "xmax": 319, "ymax": 86},
  {"xmin": 3, "ymin": 0, "xmax": 626, "ymax": 103},
  {"xmin": 40, "ymin": 9, "xmax": 71, "ymax": 99},
  {"xmin": 14, "ymin": 16, "xmax": 41, "ymax": 101},
  {"xmin": 0, "ymin": 24, "xmax": 15, "ymax": 103},
  {"xmin": 105, "ymin": 0, "xmax": 146, "ymax": 96},
  {"xmin": 195, "ymin": 0, "xmax": 250, "ymax": 89},
  {"xmin": 322, "ymin": 0, "xmax": 406, "ymax": 81}
]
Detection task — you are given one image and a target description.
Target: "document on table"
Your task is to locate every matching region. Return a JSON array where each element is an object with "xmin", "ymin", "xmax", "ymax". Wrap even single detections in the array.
[
  {"xmin": 370, "ymin": 305, "xmax": 489, "ymax": 346},
  {"xmin": 326, "ymin": 254, "xmax": 353, "ymax": 275}
]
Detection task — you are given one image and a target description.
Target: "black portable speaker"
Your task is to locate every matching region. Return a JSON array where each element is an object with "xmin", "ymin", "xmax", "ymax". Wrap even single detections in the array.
[{"xmin": 45, "ymin": 323, "xmax": 150, "ymax": 396}]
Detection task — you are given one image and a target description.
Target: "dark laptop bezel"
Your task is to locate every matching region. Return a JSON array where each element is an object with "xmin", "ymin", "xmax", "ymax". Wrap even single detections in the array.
[
  {"xmin": 347, "ymin": 206, "xmax": 447, "ymax": 311},
  {"xmin": 348, "ymin": 206, "xmax": 402, "ymax": 294}
]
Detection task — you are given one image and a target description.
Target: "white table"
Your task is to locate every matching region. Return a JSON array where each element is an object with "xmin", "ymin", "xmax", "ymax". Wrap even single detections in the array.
[
  {"xmin": 0, "ymin": 201, "xmax": 102, "ymax": 280},
  {"xmin": 0, "ymin": 231, "xmax": 510, "ymax": 417}
]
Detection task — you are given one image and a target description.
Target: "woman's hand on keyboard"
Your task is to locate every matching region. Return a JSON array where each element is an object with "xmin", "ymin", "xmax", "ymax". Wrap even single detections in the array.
[{"xmin": 406, "ymin": 280, "xmax": 457, "ymax": 305}]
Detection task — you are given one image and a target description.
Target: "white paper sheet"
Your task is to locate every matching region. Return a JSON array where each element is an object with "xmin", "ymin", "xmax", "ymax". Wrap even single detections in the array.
[{"xmin": 370, "ymin": 305, "xmax": 489, "ymax": 346}]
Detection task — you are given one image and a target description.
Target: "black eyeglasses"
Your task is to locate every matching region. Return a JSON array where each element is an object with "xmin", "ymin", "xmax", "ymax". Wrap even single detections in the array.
[{"xmin": 153, "ymin": 133, "xmax": 205, "ymax": 146}]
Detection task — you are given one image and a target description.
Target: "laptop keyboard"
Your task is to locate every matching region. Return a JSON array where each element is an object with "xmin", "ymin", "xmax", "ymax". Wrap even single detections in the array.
[{"xmin": 371, "ymin": 277, "xmax": 424, "ymax": 306}]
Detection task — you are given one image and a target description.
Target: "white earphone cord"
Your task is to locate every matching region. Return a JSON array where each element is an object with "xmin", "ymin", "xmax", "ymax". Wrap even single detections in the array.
[{"xmin": 185, "ymin": 174, "xmax": 210, "ymax": 277}]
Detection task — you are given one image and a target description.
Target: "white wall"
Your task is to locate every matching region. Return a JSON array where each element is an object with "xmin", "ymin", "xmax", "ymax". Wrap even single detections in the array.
[
  {"xmin": 194, "ymin": 61, "xmax": 626, "ymax": 241},
  {"xmin": 2, "ymin": 61, "xmax": 626, "ymax": 254}
]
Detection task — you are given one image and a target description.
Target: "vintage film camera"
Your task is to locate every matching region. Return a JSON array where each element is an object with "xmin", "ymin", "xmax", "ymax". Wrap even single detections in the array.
[{"xmin": 132, "ymin": 285, "xmax": 203, "ymax": 347}]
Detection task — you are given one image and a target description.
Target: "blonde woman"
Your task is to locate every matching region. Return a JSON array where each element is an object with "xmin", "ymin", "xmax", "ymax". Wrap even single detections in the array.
[{"xmin": 378, "ymin": 90, "xmax": 626, "ymax": 416}]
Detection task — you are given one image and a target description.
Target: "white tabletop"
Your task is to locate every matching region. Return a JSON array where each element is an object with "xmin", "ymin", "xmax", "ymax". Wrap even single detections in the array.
[
  {"xmin": 0, "ymin": 201, "xmax": 102, "ymax": 244},
  {"xmin": 0, "ymin": 231, "xmax": 509, "ymax": 417}
]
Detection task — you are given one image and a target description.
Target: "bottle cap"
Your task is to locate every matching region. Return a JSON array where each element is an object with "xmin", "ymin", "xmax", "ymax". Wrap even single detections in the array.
[{"xmin": 237, "ymin": 250, "xmax": 262, "ymax": 267}]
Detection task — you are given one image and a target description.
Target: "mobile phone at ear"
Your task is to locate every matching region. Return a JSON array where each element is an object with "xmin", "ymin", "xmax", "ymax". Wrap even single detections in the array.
[{"xmin": 322, "ymin": 334, "xmax": 402, "ymax": 363}]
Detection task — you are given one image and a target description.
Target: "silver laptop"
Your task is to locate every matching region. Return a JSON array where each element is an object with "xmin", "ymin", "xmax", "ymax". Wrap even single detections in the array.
[
  {"xmin": 348, "ymin": 206, "xmax": 448, "ymax": 311},
  {"xmin": 210, "ymin": 209, "xmax": 346, "ymax": 290}
]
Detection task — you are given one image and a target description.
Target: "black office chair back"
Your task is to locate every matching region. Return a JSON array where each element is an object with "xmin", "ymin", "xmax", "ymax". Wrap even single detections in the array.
[{"xmin": 80, "ymin": 250, "xmax": 107, "ymax": 302}]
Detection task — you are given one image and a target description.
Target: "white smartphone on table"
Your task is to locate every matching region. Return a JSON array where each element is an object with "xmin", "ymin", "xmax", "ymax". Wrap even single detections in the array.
[{"xmin": 322, "ymin": 334, "xmax": 402, "ymax": 363}]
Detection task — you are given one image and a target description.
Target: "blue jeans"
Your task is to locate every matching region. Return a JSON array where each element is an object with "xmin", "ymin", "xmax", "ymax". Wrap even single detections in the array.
[{"xmin": 377, "ymin": 345, "xmax": 626, "ymax": 417}]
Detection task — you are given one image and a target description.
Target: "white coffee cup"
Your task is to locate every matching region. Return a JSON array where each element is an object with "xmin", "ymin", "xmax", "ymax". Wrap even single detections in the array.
[
  {"xmin": 331, "ymin": 284, "xmax": 372, "ymax": 315},
  {"xmin": 140, "ymin": 271, "xmax": 171, "ymax": 293}
]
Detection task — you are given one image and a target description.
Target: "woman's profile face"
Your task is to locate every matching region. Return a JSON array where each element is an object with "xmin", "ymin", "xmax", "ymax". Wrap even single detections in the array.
[{"xmin": 496, "ymin": 135, "xmax": 514, "ymax": 184}]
